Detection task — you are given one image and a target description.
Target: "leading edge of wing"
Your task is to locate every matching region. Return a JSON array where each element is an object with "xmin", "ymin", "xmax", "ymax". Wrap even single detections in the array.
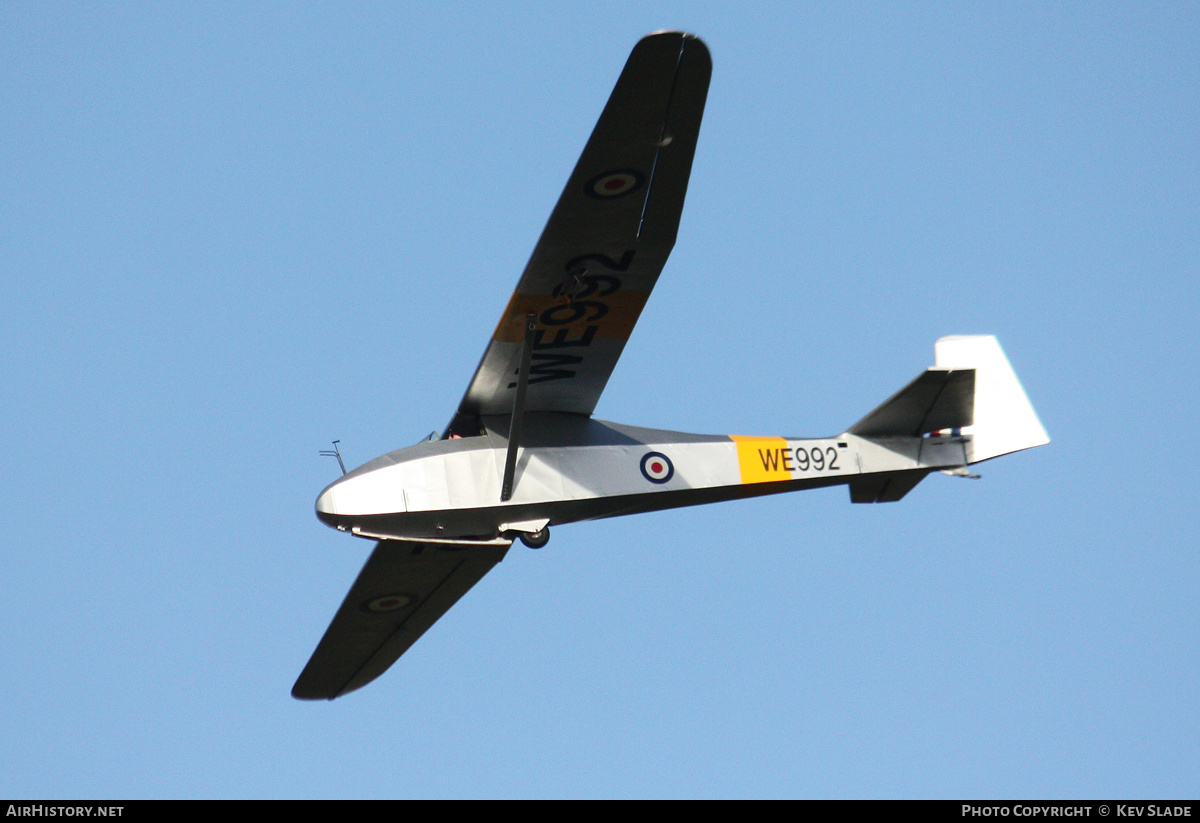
[
  {"xmin": 447, "ymin": 32, "xmax": 711, "ymax": 435},
  {"xmin": 292, "ymin": 540, "xmax": 510, "ymax": 700}
]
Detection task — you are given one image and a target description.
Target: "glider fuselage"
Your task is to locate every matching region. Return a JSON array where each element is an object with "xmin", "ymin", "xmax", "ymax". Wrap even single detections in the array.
[{"xmin": 314, "ymin": 413, "xmax": 970, "ymax": 543}]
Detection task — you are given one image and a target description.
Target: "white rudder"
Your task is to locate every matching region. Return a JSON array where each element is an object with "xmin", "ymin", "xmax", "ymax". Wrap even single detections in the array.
[{"xmin": 934, "ymin": 335, "xmax": 1049, "ymax": 464}]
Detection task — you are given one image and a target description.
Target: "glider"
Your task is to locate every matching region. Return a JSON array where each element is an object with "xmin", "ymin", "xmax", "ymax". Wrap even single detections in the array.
[{"xmin": 293, "ymin": 32, "xmax": 1049, "ymax": 700}]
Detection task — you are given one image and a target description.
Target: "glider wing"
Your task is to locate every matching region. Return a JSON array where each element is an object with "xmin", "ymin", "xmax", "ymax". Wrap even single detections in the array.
[
  {"xmin": 292, "ymin": 540, "xmax": 509, "ymax": 700},
  {"xmin": 447, "ymin": 32, "xmax": 710, "ymax": 435}
]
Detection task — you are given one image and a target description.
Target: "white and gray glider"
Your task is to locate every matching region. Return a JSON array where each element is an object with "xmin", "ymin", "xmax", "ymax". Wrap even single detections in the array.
[{"xmin": 293, "ymin": 32, "xmax": 1049, "ymax": 700}]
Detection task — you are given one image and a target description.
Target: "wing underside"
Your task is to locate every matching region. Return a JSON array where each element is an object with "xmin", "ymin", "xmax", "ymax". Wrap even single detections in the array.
[
  {"xmin": 447, "ymin": 32, "xmax": 711, "ymax": 435},
  {"xmin": 292, "ymin": 540, "xmax": 509, "ymax": 700}
]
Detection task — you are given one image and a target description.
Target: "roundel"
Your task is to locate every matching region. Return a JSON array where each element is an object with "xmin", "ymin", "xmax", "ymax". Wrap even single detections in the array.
[
  {"xmin": 361, "ymin": 593, "xmax": 413, "ymax": 613},
  {"xmin": 640, "ymin": 451, "xmax": 674, "ymax": 484},
  {"xmin": 585, "ymin": 169, "xmax": 645, "ymax": 199}
]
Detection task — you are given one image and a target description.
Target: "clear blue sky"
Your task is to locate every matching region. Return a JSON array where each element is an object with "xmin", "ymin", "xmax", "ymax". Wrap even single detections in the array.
[{"xmin": 3, "ymin": 2, "xmax": 1197, "ymax": 798}]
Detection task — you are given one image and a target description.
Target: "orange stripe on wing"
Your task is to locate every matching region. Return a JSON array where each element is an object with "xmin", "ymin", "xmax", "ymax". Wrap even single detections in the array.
[{"xmin": 492, "ymin": 290, "xmax": 651, "ymax": 343}]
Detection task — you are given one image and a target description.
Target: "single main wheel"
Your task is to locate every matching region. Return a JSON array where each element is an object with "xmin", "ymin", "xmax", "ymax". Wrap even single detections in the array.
[{"xmin": 519, "ymin": 527, "xmax": 550, "ymax": 549}]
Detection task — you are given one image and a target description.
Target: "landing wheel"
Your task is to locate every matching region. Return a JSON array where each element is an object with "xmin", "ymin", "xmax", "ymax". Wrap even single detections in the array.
[{"xmin": 519, "ymin": 527, "xmax": 550, "ymax": 549}]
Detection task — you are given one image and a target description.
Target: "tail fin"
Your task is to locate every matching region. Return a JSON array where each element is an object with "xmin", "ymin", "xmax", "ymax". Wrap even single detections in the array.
[
  {"xmin": 844, "ymin": 336, "xmax": 1047, "ymax": 504},
  {"xmin": 847, "ymin": 334, "xmax": 1049, "ymax": 463},
  {"xmin": 933, "ymin": 335, "xmax": 1049, "ymax": 463}
]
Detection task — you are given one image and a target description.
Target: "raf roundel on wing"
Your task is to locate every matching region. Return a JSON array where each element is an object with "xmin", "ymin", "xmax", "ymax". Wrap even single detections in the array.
[{"xmin": 585, "ymin": 169, "xmax": 645, "ymax": 199}]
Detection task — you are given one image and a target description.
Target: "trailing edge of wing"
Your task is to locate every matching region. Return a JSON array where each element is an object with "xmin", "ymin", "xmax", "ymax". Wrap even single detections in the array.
[
  {"xmin": 292, "ymin": 540, "xmax": 509, "ymax": 700},
  {"xmin": 447, "ymin": 32, "xmax": 711, "ymax": 435}
]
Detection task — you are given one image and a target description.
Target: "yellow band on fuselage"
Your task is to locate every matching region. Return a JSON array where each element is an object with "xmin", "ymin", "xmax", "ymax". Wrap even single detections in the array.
[{"xmin": 729, "ymin": 435, "xmax": 791, "ymax": 484}]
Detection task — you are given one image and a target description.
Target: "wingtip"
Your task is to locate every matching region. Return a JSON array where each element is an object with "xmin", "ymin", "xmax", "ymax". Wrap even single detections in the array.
[
  {"xmin": 291, "ymin": 675, "xmax": 343, "ymax": 701},
  {"xmin": 291, "ymin": 685, "xmax": 327, "ymax": 701},
  {"xmin": 642, "ymin": 30, "xmax": 707, "ymax": 47}
]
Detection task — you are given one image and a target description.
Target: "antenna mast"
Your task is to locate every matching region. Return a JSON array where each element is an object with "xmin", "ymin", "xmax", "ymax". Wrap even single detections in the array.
[{"xmin": 320, "ymin": 440, "xmax": 346, "ymax": 475}]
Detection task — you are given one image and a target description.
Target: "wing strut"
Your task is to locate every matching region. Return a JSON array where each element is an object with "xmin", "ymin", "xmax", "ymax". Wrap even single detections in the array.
[{"xmin": 500, "ymin": 314, "xmax": 537, "ymax": 501}]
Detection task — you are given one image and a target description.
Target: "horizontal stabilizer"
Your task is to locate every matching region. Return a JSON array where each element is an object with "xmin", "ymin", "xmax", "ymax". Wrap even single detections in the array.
[
  {"xmin": 849, "ymin": 368, "xmax": 975, "ymax": 437},
  {"xmin": 849, "ymin": 469, "xmax": 932, "ymax": 503}
]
